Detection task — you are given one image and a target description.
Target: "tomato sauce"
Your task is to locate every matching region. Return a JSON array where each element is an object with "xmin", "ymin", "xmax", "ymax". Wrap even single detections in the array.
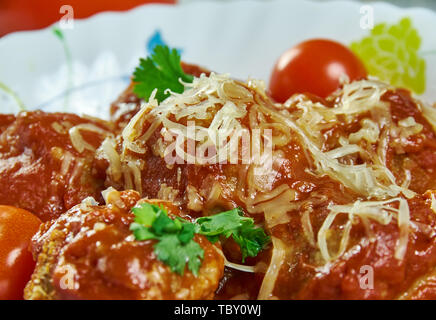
[
  {"xmin": 13, "ymin": 75, "xmax": 436, "ymax": 300},
  {"xmin": 106, "ymin": 78, "xmax": 436, "ymax": 299},
  {"xmin": 25, "ymin": 192, "xmax": 224, "ymax": 300},
  {"xmin": 0, "ymin": 111, "xmax": 111, "ymax": 221}
]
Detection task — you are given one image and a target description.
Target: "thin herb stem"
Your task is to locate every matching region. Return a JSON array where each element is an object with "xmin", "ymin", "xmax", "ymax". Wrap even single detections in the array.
[
  {"xmin": 0, "ymin": 81, "xmax": 26, "ymax": 111},
  {"xmin": 53, "ymin": 27, "xmax": 73, "ymax": 110}
]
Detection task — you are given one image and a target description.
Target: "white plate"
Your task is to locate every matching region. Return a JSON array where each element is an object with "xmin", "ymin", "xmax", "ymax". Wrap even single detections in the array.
[{"xmin": 1, "ymin": 0, "xmax": 436, "ymax": 117}]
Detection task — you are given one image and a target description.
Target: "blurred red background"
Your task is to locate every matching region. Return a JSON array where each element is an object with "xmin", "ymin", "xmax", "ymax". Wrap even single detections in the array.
[{"xmin": 0, "ymin": 0, "xmax": 176, "ymax": 37}]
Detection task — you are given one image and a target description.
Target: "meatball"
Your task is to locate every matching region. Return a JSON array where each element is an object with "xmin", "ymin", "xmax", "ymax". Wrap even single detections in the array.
[
  {"xmin": 98, "ymin": 74, "xmax": 436, "ymax": 299},
  {"xmin": 0, "ymin": 111, "xmax": 113, "ymax": 221},
  {"xmin": 24, "ymin": 190, "xmax": 224, "ymax": 300}
]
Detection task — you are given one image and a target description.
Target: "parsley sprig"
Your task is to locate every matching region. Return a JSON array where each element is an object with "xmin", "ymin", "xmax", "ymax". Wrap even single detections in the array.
[
  {"xmin": 130, "ymin": 203, "xmax": 270, "ymax": 276},
  {"xmin": 196, "ymin": 208, "xmax": 270, "ymax": 262},
  {"xmin": 133, "ymin": 45, "xmax": 194, "ymax": 103}
]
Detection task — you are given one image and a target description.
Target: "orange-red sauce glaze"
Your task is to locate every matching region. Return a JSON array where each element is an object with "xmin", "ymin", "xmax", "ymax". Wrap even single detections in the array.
[
  {"xmin": 25, "ymin": 191, "xmax": 224, "ymax": 300},
  {"xmin": 271, "ymin": 89, "xmax": 436, "ymax": 299},
  {"xmin": 0, "ymin": 111, "xmax": 111, "ymax": 221},
  {"xmin": 9, "ymin": 74, "xmax": 433, "ymax": 300},
  {"xmin": 108, "ymin": 83, "xmax": 436, "ymax": 299}
]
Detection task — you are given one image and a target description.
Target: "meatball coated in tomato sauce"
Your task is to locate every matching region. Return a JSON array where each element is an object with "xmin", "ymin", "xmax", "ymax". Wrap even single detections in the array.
[
  {"xmin": 268, "ymin": 193, "xmax": 436, "ymax": 300},
  {"xmin": 0, "ymin": 111, "xmax": 112, "ymax": 221},
  {"xmin": 99, "ymin": 73, "xmax": 436, "ymax": 300},
  {"xmin": 24, "ymin": 190, "xmax": 224, "ymax": 300},
  {"xmin": 383, "ymin": 89, "xmax": 436, "ymax": 194}
]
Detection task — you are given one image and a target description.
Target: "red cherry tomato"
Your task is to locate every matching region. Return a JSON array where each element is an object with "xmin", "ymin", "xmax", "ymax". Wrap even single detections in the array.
[
  {"xmin": 269, "ymin": 39, "xmax": 367, "ymax": 102},
  {"xmin": 0, "ymin": 206, "xmax": 41, "ymax": 300}
]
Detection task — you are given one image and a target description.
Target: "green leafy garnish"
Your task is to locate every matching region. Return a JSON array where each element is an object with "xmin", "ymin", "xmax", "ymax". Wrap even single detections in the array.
[
  {"xmin": 133, "ymin": 45, "xmax": 194, "ymax": 103},
  {"xmin": 130, "ymin": 203, "xmax": 269, "ymax": 276},
  {"xmin": 154, "ymin": 234, "xmax": 204, "ymax": 277},
  {"xmin": 130, "ymin": 203, "xmax": 201, "ymax": 275},
  {"xmin": 350, "ymin": 17, "xmax": 426, "ymax": 94},
  {"xmin": 196, "ymin": 208, "xmax": 270, "ymax": 262}
]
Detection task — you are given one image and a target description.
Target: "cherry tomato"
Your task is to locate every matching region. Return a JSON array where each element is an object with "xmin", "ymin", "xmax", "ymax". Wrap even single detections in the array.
[
  {"xmin": 269, "ymin": 39, "xmax": 367, "ymax": 102},
  {"xmin": 0, "ymin": 206, "xmax": 41, "ymax": 300}
]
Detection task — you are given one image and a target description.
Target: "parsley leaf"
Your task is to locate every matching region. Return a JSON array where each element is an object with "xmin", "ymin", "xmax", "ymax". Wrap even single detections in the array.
[
  {"xmin": 130, "ymin": 203, "xmax": 203, "ymax": 276},
  {"xmin": 233, "ymin": 220, "xmax": 270, "ymax": 261},
  {"xmin": 196, "ymin": 208, "xmax": 248, "ymax": 238},
  {"xmin": 130, "ymin": 222, "xmax": 157, "ymax": 241},
  {"xmin": 133, "ymin": 45, "xmax": 194, "ymax": 103},
  {"xmin": 131, "ymin": 203, "xmax": 159, "ymax": 226},
  {"xmin": 178, "ymin": 223, "xmax": 196, "ymax": 244},
  {"xmin": 130, "ymin": 203, "xmax": 269, "ymax": 276},
  {"xmin": 154, "ymin": 234, "xmax": 204, "ymax": 276},
  {"xmin": 152, "ymin": 208, "xmax": 182, "ymax": 235},
  {"xmin": 196, "ymin": 208, "xmax": 270, "ymax": 262}
]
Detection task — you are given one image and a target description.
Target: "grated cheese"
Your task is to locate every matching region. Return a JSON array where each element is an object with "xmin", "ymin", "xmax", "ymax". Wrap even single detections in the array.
[
  {"xmin": 100, "ymin": 73, "xmax": 430, "ymax": 300},
  {"xmin": 420, "ymin": 102, "xmax": 436, "ymax": 132},
  {"xmin": 69, "ymin": 123, "xmax": 112, "ymax": 153},
  {"xmin": 278, "ymin": 79, "xmax": 415, "ymax": 199},
  {"xmin": 258, "ymin": 237, "xmax": 289, "ymax": 300},
  {"xmin": 319, "ymin": 197, "xmax": 410, "ymax": 262}
]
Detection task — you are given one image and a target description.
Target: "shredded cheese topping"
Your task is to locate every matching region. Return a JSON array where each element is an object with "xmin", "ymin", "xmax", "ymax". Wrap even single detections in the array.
[
  {"xmin": 280, "ymin": 79, "xmax": 415, "ymax": 199},
  {"xmin": 420, "ymin": 101, "xmax": 436, "ymax": 132},
  {"xmin": 319, "ymin": 198, "xmax": 410, "ymax": 262},
  {"xmin": 69, "ymin": 123, "xmax": 112, "ymax": 153},
  {"xmin": 96, "ymin": 72, "xmax": 436, "ymax": 299},
  {"xmin": 258, "ymin": 237, "xmax": 289, "ymax": 300}
]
